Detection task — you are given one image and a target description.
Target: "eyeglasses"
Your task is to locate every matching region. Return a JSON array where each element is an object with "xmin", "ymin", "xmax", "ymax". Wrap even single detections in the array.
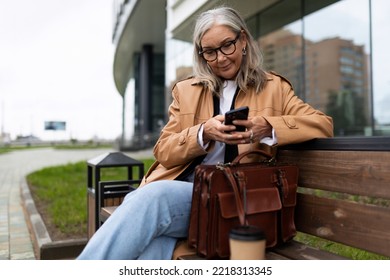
[{"xmin": 199, "ymin": 33, "xmax": 241, "ymax": 62}]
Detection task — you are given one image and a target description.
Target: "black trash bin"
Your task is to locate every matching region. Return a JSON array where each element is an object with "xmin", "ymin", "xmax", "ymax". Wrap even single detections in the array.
[{"xmin": 86, "ymin": 152, "xmax": 144, "ymax": 238}]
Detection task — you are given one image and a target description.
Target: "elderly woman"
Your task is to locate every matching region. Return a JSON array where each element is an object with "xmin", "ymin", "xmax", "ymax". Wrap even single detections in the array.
[{"xmin": 78, "ymin": 6, "xmax": 333, "ymax": 260}]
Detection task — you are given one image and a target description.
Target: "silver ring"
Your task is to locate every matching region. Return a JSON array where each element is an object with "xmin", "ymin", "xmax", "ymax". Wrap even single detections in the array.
[{"xmin": 249, "ymin": 129, "xmax": 254, "ymax": 142}]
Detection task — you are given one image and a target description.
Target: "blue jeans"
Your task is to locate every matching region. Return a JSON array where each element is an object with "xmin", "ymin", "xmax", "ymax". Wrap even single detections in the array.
[{"xmin": 77, "ymin": 180, "xmax": 193, "ymax": 260}]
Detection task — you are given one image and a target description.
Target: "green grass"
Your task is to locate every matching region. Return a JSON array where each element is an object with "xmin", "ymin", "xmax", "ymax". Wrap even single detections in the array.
[
  {"xmin": 0, "ymin": 147, "xmax": 12, "ymax": 154},
  {"xmin": 26, "ymin": 158, "xmax": 155, "ymax": 236},
  {"xmin": 53, "ymin": 143, "xmax": 114, "ymax": 149},
  {"xmin": 0, "ymin": 143, "xmax": 113, "ymax": 155},
  {"xmin": 0, "ymin": 145, "xmax": 47, "ymax": 154},
  {"xmin": 27, "ymin": 161, "xmax": 89, "ymax": 235}
]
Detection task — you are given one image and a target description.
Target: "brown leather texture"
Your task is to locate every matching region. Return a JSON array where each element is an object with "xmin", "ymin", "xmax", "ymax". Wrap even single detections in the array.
[{"xmin": 188, "ymin": 150, "xmax": 299, "ymax": 259}]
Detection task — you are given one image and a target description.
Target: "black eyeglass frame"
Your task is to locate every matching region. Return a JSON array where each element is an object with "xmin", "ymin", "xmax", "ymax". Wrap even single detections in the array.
[{"xmin": 198, "ymin": 33, "xmax": 241, "ymax": 62}]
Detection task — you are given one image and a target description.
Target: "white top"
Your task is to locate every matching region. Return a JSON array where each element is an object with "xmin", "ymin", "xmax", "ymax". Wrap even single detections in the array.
[{"xmin": 198, "ymin": 80, "xmax": 277, "ymax": 166}]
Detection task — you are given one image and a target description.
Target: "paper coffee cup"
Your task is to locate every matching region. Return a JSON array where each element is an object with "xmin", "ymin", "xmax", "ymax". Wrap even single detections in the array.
[{"xmin": 229, "ymin": 226, "xmax": 266, "ymax": 260}]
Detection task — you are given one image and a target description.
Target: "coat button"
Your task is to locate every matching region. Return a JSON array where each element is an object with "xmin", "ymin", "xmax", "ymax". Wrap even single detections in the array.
[
  {"xmin": 178, "ymin": 135, "xmax": 186, "ymax": 145},
  {"xmin": 287, "ymin": 118, "xmax": 296, "ymax": 128}
]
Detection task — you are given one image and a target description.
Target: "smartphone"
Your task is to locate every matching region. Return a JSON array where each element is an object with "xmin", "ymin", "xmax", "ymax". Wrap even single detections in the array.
[{"xmin": 224, "ymin": 106, "xmax": 249, "ymax": 132}]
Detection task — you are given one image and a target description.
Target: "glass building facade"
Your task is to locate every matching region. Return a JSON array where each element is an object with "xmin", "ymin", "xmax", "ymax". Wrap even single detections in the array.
[
  {"xmin": 165, "ymin": 0, "xmax": 390, "ymax": 138},
  {"xmin": 112, "ymin": 0, "xmax": 390, "ymax": 149}
]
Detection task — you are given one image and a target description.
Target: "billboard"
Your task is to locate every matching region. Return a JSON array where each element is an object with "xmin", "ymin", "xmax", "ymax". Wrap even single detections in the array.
[{"xmin": 44, "ymin": 121, "xmax": 66, "ymax": 131}]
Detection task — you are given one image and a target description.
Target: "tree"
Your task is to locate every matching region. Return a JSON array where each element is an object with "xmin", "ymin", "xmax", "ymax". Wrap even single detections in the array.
[{"xmin": 326, "ymin": 89, "xmax": 367, "ymax": 136}]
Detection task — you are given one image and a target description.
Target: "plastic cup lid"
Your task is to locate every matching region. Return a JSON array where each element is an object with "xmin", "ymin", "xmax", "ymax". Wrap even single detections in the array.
[{"xmin": 229, "ymin": 225, "xmax": 266, "ymax": 241}]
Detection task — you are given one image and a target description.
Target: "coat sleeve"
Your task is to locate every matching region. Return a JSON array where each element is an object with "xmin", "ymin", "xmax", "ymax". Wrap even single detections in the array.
[
  {"xmin": 263, "ymin": 74, "xmax": 334, "ymax": 146},
  {"xmin": 152, "ymin": 83, "xmax": 209, "ymax": 169}
]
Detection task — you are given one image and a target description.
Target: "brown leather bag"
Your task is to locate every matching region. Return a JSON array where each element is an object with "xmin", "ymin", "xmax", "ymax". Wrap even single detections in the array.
[{"xmin": 187, "ymin": 150, "xmax": 298, "ymax": 259}]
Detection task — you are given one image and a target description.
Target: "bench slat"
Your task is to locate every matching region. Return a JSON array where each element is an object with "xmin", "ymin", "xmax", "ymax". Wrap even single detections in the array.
[
  {"xmin": 271, "ymin": 240, "xmax": 347, "ymax": 260},
  {"xmin": 100, "ymin": 206, "xmax": 118, "ymax": 223},
  {"xmin": 295, "ymin": 193, "xmax": 390, "ymax": 257},
  {"xmin": 278, "ymin": 150, "xmax": 390, "ymax": 199},
  {"xmin": 178, "ymin": 251, "xmax": 292, "ymax": 260}
]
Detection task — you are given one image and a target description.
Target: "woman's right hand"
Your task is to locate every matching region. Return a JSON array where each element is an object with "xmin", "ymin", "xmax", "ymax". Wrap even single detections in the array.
[{"xmin": 203, "ymin": 115, "xmax": 245, "ymax": 145}]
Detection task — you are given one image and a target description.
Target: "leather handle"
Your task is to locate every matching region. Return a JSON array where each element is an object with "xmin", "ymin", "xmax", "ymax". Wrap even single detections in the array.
[
  {"xmin": 222, "ymin": 167, "xmax": 247, "ymax": 226},
  {"xmin": 231, "ymin": 149, "xmax": 273, "ymax": 164}
]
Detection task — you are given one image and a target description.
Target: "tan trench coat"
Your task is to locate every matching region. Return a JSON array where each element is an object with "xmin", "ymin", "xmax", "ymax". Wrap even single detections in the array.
[{"xmin": 141, "ymin": 72, "xmax": 333, "ymax": 186}]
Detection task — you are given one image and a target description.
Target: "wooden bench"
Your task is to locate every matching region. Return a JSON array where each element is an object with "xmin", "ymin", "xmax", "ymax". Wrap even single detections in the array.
[
  {"xmin": 269, "ymin": 136, "xmax": 390, "ymax": 260},
  {"xmin": 99, "ymin": 136, "xmax": 390, "ymax": 260}
]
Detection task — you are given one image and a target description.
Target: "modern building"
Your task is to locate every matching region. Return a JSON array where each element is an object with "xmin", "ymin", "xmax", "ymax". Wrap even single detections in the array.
[
  {"xmin": 112, "ymin": 0, "xmax": 166, "ymax": 149},
  {"xmin": 260, "ymin": 31, "xmax": 370, "ymax": 135},
  {"xmin": 112, "ymin": 0, "xmax": 390, "ymax": 149}
]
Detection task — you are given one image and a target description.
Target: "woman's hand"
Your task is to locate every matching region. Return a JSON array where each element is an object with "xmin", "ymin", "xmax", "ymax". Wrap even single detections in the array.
[
  {"xmin": 202, "ymin": 115, "xmax": 272, "ymax": 145},
  {"xmin": 244, "ymin": 116, "xmax": 273, "ymax": 142},
  {"xmin": 202, "ymin": 115, "xmax": 235, "ymax": 144}
]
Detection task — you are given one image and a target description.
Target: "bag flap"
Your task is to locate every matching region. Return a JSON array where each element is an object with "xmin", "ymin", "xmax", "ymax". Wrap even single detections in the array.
[{"xmin": 217, "ymin": 188, "xmax": 282, "ymax": 219}]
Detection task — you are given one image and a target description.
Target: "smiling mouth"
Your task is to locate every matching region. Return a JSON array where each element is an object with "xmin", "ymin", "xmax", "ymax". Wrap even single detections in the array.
[{"xmin": 219, "ymin": 64, "xmax": 231, "ymax": 70}]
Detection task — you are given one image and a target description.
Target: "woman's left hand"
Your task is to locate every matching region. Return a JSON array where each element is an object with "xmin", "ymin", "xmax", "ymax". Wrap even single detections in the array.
[{"xmin": 231, "ymin": 116, "xmax": 272, "ymax": 144}]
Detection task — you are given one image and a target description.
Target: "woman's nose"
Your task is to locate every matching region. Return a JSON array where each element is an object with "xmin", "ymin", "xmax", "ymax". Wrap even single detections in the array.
[{"xmin": 216, "ymin": 49, "xmax": 226, "ymax": 61}]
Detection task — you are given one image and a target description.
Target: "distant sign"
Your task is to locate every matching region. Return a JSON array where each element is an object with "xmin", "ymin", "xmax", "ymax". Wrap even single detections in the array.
[{"xmin": 44, "ymin": 121, "xmax": 66, "ymax": 131}]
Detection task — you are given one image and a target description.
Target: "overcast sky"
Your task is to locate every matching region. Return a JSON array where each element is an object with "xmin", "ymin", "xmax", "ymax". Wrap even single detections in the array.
[{"xmin": 0, "ymin": 0, "xmax": 122, "ymax": 141}]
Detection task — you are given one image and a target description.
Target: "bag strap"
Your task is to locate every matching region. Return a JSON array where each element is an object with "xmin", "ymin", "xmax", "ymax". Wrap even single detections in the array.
[
  {"xmin": 221, "ymin": 167, "xmax": 248, "ymax": 226},
  {"xmin": 231, "ymin": 149, "xmax": 273, "ymax": 164},
  {"xmin": 273, "ymin": 169, "xmax": 289, "ymax": 202}
]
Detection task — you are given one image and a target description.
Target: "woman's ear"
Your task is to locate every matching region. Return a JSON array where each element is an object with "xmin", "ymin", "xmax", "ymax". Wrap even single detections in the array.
[{"xmin": 240, "ymin": 30, "xmax": 248, "ymax": 49}]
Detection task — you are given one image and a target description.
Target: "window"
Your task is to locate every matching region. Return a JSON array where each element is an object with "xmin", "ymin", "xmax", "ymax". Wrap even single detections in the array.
[
  {"xmin": 166, "ymin": 0, "xmax": 390, "ymax": 137},
  {"xmin": 257, "ymin": 0, "xmax": 373, "ymax": 136}
]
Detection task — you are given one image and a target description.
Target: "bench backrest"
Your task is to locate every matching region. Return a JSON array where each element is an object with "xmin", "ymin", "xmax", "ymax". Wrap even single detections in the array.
[{"xmin": 277, "ymin": 137, "xmax": 390, "ymax": 258}]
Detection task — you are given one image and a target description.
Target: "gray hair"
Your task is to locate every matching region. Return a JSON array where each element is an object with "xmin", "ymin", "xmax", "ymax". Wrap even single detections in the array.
[{"xmin": 193, "ymin": 6, "xmax": 267, "ymax": 95}]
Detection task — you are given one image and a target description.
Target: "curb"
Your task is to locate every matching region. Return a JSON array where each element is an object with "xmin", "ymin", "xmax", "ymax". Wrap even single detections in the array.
[{"xmin": 21, "ymin": 179, "xmax": 87, "ymax": 260}]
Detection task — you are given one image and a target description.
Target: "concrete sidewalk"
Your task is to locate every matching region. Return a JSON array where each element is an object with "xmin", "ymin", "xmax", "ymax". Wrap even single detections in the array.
[{"xmin": 0, "ymin": 147, "xmax": 153, "ymax": 260}]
